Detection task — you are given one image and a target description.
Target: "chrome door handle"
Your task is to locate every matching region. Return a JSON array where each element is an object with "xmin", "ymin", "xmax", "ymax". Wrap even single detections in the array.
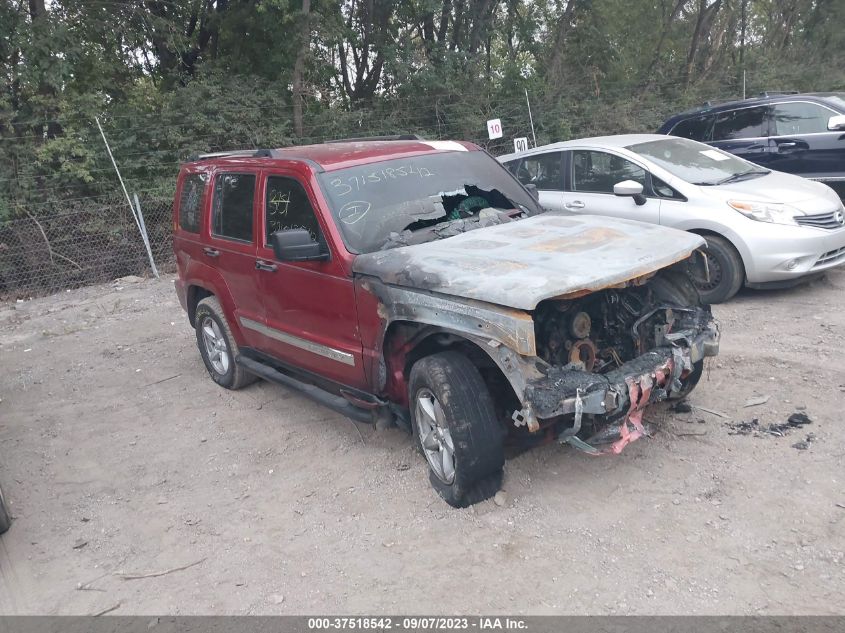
[
  {"xmin": 203, "ymin": 247, "xmax": 219, "ymax": 258},
  {"xmin": 255, "ymin": 259, "xmax": 278, "ymax": 272},
  {"xmin": 778, "ymin": 141, "xmax": 798, "ymax": 149},
  {"xmin": 564, "ymin": 201, "xmax": 585, "ymax": 210}
]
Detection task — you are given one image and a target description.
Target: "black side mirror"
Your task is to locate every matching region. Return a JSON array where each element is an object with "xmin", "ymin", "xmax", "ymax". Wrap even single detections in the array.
[
  {"xmin": 270, "ymin": 229, "xmax": 328, "ymax": 262},
  {"xmin": 524, "ymin": 183, "xmax": 540, "ymax": 201}
]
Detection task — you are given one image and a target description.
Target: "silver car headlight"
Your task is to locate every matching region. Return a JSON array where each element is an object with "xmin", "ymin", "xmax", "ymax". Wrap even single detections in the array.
[{"xmin": 727, "ymin": 200, "xmax": 798, "ymax": 225}]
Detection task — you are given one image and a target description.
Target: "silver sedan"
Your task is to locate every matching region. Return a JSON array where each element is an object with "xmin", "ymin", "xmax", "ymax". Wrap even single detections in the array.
[{"xmin": 500, "ymin": 134, "xmax": 845, "ymax": 302}]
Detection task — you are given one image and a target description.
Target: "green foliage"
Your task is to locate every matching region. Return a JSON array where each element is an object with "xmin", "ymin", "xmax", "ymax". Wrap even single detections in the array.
[{"xmin": 1, "ymin": 0, "xmax": 843, "ymax": 218}]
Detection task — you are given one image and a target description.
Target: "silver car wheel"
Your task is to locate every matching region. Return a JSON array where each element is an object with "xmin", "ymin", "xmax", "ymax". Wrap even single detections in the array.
[
  {"xmin": 415, "ymin": 388, "xmax": 456, "ymax": 484},
  {"xmin": 201, "ymin": 316, "xmax": 230, "ymax": 375}
]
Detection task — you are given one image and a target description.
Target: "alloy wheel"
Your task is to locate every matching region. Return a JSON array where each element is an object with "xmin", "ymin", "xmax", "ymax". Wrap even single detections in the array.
[
  {"xmin": 415, "ymin": 388, "xmax": 456, "ymax": 484},
  {"xmin": 201, "ymin": 316, "xmax": 230, "ymax": 375}
]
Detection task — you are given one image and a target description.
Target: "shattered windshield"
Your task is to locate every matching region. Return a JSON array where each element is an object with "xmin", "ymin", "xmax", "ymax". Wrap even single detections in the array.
[{"xmin": 317, "ymin": 151, "xmax": 542, "ymax": 253}]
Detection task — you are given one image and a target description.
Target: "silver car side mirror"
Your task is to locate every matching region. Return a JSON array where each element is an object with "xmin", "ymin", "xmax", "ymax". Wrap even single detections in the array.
[
  {"xmin": 827, "ymin": 114, "xmax": 845, "ymax": 131},
  {"xmin": 613, "ymin": 180, "xmax": 647, "ymax": 206}
]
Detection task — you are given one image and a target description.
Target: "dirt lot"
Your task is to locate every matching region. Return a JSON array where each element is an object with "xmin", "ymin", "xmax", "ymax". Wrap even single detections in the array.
[{"xmin": 0, "ymin": 269, "xmax": 844, "ymax": 616}]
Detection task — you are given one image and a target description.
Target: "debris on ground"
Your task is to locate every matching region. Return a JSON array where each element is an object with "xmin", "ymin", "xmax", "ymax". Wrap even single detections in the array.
[
  {"xmin": 692, "ymin": 404, "xmax": 728, "ymax": 418},
  {"xmin": 787, "ymin": 412, "xmax": 812, "ymax": 427},
  {"xmin": 743, "ymin": 394, "xmax": 771, "ymax": 408},
  {"xmin": 114, "ymin": 557, "xmax": 206, "ymax": 580},
  {"xmin": 726, "ymin": 412, "xmax": 814, "ymax": 438},
  {"xmin": 671, "ymin": 401, "xmax": 693, "ymax": 413},
  {"xmin": 493, "ymin": 490, "xmax": 508, "ymax": 507},
  {"xmin": 792, "ymin": 432, "xmax": 817, "ymax": 451}
]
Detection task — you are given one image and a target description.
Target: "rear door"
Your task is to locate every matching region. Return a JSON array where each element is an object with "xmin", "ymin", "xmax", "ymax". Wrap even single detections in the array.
[
  {"xmin": 560, "ymin": 149, "xmax": 661, "ymax": 224},
  {"xmin": 710, "ymin": 105, "xmax": 771, "ymax": 166},
  {"xmin": 253, "ymin": 170, "xmax": 366, "ymax": 389},
  {"xmin": 206, "ymin": 171, "xmax": 265, "ymax": 348},
  {"xmin": 767, "ymin": 101, "xmax": 845, "ymax": 179},
  {"xmin": 507, "ymin": 151, "xmax": 566, "ymax": 211}
]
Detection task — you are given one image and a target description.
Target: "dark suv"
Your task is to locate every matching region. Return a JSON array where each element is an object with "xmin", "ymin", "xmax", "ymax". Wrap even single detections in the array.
[
  {"xmin": 659, "ymin": 92, "xmax": 845, "ymax": 198},
  {"xmin": 173, "ymin": 138, "xmax": 719, "ymax": 506}
]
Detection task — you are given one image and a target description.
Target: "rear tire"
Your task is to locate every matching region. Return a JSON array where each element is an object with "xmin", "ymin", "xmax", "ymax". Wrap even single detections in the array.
[
  {"xmin": 0, "ymin": 485, "xmax": 11, "ymax": 534},
  {"xmin": 687, "ymin": 235, "xmax": 744, "ymax": 304},
  {"xmin": 194, "ymin": 296, "xmax": 257, "ymax": 390},
  {"xmin": 409, "ymin": 351, "xmax": 505, "ymax": 508}
]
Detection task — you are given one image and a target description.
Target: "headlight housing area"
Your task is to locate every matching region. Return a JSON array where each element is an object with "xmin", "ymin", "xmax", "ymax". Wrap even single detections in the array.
[{"xmin": 727, "ymin": 200, "xmax": 798, "ymax": 225}]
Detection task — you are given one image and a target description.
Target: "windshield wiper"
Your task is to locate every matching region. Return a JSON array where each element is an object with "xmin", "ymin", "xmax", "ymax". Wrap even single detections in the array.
[{"xmin": 712, "ymin": 168, "xmax": 770, "ymax": 185}]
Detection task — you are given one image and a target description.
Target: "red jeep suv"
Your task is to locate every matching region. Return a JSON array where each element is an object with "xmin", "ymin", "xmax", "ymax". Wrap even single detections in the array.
[{"xmin": 173, "ymin": 137, "xmax": 719, "ymax": 506}]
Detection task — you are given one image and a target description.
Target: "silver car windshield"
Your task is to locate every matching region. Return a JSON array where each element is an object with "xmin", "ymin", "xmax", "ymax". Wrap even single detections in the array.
[{"xmin": 627, "ymin": 137, "xmax": 768, "ymax": 186}]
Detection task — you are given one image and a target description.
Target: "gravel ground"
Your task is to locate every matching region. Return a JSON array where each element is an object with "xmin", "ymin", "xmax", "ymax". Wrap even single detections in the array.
[{"xmin": 0, "ymin": 270, "xmax": 843, "ymax": 615}]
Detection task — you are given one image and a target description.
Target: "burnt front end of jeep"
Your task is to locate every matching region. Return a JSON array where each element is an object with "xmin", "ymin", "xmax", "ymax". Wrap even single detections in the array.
[{"xmin": 513, "ymin": 277, "xmax": 719, "ymax": 454}]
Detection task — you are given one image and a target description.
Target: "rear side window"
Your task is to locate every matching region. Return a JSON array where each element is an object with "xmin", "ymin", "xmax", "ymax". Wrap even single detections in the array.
[
  {"xmin": 178, "ymin": 174, "xmax": 208, "ymax": 233},
  {"xmin": 212, "ymin": 173, "xmax": 255, "ymax": 242},
  {"xmin": 772, "ymin": 102, "xmax": 835, "ymax": 135},
  {"xmin": 265, "ymin": 176, "xmax": 322, "ymax": 244},
  {"xmin": 712, "ymin": 107, "xmax": 767, "ymax": 140},
  {"xmin": 670, "ymin": 115, "xmax": 713, "ymax": 141},
  {"xmin": 513, "ymin": 152, "xmax": 563, "ymax": 190}
]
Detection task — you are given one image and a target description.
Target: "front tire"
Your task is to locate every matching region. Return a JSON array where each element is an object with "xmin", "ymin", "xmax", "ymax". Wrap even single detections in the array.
[
  {"xmin": 194, "ymin": 296, "xmax": 256, "ymax": 390},
  {"xmin": 688, "ymin": 235, "xmax": 744, "ymax": 304},
  {"xmin": 409, "ymin": 352, "xmax": 504, "ymax": 508}
]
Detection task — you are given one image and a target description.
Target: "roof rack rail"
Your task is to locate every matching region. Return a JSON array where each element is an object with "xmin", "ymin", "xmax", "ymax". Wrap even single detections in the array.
[
  {"xmin": 187, "ymin": 149, "xmax": 273, "ymax": 161},
  {"xmin": 757, "ymin": 91, "xmax": 799, "ymax": 98},
  {"xmin": 698, "ymin": 97, "xmax": 741, "ymax": 108},
  {"xmin": 322, "ymin": 134, "xmax": 425, "ymax": 144}
]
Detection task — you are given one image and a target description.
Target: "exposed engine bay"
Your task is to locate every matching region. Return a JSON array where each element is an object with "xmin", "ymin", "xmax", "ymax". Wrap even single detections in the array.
[
  {"xmin": 517, "ymin": 272, "xmax": 718, "ymax": 454},
  {"xmin": 534, "ymin": 282, "xmax": 693, "ymax": 374}
]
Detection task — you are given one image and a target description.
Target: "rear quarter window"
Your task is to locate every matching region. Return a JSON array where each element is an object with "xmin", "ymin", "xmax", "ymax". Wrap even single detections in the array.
[
  {"xmin": 670, "ymin": 115, "xmax": 713, "ymax": 141},
  {"xmin": 712, "ymin": 106, "xmax": 767, "ymax": 140},
  {"xmin": 178, "ymin": 174, "xmax": 208, "ymax": 233}
]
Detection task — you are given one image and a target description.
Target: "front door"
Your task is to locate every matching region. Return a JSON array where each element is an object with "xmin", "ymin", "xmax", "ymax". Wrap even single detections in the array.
[
  {"xmin": 561, "ymin": 149, "xmax": 661, "ymax": 224},
  {"xmin": 250, "ymin": 171, "xmax": 366, "ymax": 389},
  {"xmin": 709, "ymin": 105, "xmax": 771, "ymax": 166},
  {"xmin": 767, "ymin": 101, "xmax": 845, "ymax": 179}
]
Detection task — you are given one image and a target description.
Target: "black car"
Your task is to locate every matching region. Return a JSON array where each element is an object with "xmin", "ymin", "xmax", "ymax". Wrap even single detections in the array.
[{"xmin": 658, "ymin": 92, "xmax": 845, "ymax": 199}]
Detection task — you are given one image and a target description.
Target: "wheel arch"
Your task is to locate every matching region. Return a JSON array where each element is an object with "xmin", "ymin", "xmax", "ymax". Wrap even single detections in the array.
[
  {"xmin": 382, "ymin": 321, "xmax": 522, "ymax": 416},
  {"xmin": 182, "ymin": 271, "xmax": 246, "ymax": 344},
  {"xmin": 683, "ymin": 226, "xmax": 750, "ymax": 278}
]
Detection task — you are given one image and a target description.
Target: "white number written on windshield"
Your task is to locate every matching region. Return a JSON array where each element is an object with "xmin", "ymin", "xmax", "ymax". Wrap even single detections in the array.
[{"xmin": 330, "ymin": 164, "xmax": 436, "ymax": 197}]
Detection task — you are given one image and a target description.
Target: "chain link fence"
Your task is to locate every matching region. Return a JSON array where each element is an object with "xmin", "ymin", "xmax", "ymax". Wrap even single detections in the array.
[{"xmin": 0, "ymin": 194, "xmax": 174, "ymax": 299}]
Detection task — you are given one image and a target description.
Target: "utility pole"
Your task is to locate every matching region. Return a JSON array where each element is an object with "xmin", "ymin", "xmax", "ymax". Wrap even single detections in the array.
[{"xmin": 739, "ymin": 0, "xmax": 747, "ymax": 98}]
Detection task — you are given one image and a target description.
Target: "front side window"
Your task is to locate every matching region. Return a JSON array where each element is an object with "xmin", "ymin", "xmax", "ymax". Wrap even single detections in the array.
[
  {"xmin": 514, "ymin": 152, "xmax": 563, "ymax": 190},
  {"xmin": 178, "ymin": 173, "xmax": 208, "ymax": 233},
  {"xmin": 671, "ymin": 115, "xmax": 713, "ymax": 141},
  {"xmin": 571, "ymin": 150, "xmax": 646, "ymax": 194},
  {"xmin": 772, "ymin": 102, "xmax": 835, "ymax": 135},
  {"xmin": 712, "ymin": 107, "xmax": 767, "ymax": 140},
  {"xmin": 265, "ymin": 176, "xmax": 322, "ymax": 245},
  {"xmin": 212, "ymin": 173, "xmax": 255, "ymax": 242}
]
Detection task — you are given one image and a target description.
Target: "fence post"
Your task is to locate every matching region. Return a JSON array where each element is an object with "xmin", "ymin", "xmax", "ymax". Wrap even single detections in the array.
[
  {"xmin": 133, "ymin": 193, "xmax": 159, "ymax": 279},
  {"xmin": 96, "ymin": 116, "xmax": 159, "ymax": 280}
]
